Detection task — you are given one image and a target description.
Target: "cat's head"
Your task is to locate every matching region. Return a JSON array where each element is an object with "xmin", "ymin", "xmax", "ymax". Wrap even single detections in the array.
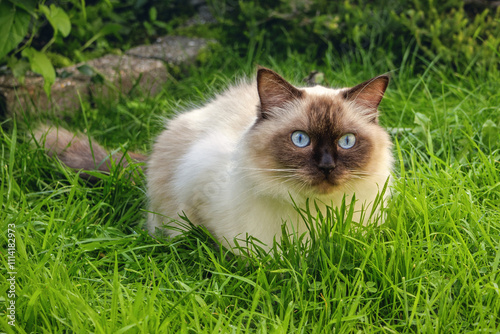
[{"xmin": 244, "ymin": 67, "xmax": 393, "ymax": 198}]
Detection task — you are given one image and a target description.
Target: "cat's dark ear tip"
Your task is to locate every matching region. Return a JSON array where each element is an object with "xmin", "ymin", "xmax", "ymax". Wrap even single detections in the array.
[
  {"xmin": 369, "ymin": 74, "xmax": 390, "ymax": 93},
  {"xmin": 374, "ymin": 73, "xmax": 390, "ymax": 81},
  {"xmin": 376, "ymin": 74, "xmax": 391, "ymax": 85},
  {"xmin": 256, "ymin": 67, "xmax": 282, "ymax": 85},
  {"xmin": 256, "ymin": 65, "xmax": 274, "ymax": 76}
]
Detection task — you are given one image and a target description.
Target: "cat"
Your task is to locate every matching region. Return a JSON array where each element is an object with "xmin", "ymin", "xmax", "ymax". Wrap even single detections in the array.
[{"xmin": 36, "ymin": 67, "xmax": 393, "ymax": 251}]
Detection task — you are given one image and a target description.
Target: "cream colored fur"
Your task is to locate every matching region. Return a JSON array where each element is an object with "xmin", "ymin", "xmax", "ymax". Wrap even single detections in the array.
[{"xmin": 147, "ymin": 76, "xmax": 393, "ymax": 250}]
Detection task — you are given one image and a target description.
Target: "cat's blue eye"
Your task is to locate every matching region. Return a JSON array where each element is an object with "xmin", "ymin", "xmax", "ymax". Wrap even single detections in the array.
[
  {"xmin": 338, "ymin": 133, "xmax": 356, "ymax": 149},
  {"xmin": 291, "ymin": 131, "xmax": 311, "ymax": 148}
]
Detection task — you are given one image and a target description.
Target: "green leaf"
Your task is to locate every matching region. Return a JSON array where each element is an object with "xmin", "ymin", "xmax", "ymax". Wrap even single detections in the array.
[
  {"xmin": 10, "ymin": 0, "xmax": 37, "ymax": 14},
  {"xmin": 90, "ymin": 73, "xmax": 105, "ymax": 84},
  {"xmin": 481, "ymin": 119, "xmax": 498, "ymax": 148},
  {"xmin": 7, "ymin": 56, "xmax": 30, "ymax": 82},
  {"xmin": 77, "ymin": 64, "xmax": 104, "ymax": 84},
  {"xmin": 414, "ymin": 112, "xmax": 430, "ymax": 131},
  {"xmin": 22, "ymin": 48, "xmax": 56, "ymax": 98},
  {"xmin": 414, "ymin": 112, "xmax": 433, "ymax": 153},
  {"xmin": 40, "ymin": 4, "xmax": 71, "ymax": 37},
  {"xmin": 80, "ymin": 23, "xmax": 123, "ymax": 51},
  {"xmin": 99, "ymin": 23, "xmax": 123, "ymax": 36},
  {"xmin": 46, "ymin": 52, "xmax": 73, "ymax": 67},
  {"xmin": 149, "ymin": 7, "xmax": 157, "ymax": 22},
  {"xmin": 77, "ymin": 64, "xmax": 95, "ymax": 76},
  {"xmin": 0, "ymin": 2, "xmax": 31, "ymax": 60}
]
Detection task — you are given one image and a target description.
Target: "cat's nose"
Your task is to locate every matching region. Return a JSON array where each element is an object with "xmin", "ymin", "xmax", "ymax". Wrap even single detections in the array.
[
  {"xmin": 318, "ymin": 165, "xmax": 335, "ymax": 175},
  {"xmin": 318, "ymin": 153, "xmax": 336, "ymax": 175}
]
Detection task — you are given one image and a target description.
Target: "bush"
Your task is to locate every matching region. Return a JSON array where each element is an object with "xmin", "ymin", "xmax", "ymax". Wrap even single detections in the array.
[
  {"xmin": 0, "ymin": 0, "xmax": 193, "ymax": 96},
  {"xmin": 395, "ymin": 0, "xmax": 500, "ymax": 69},
  {"xmin": 210, "ymin": 0, "xmax": 500, "ymax": 70},
  {"xmin": 2, "ymin": 0, "xmax": 499, "ymax": 98}
]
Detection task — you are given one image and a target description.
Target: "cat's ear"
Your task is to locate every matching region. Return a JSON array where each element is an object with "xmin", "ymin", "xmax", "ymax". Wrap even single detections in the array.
[
  {"xmin": 343, "ymin": 75, "xmax": 389, "ymax": 123},
  {"xmin": 257, "ymin": 67, "xmax": 303, "ymax": 120}
]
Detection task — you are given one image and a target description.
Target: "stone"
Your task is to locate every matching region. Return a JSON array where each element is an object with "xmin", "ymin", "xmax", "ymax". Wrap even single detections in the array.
[
  {"xmin": 0, "ymin": 72, "xmax": 90, "ymax": 115},
  {"xmin": 0, "ymin": 36, "xmax": 212, "ymax": 115},
  {"xmin": 126, "ymin": 36, "xmax": 211, "ymax": 64},
  {"xmin": 85, "ymin": 54, "xmax": 167, "ymax": 101}
]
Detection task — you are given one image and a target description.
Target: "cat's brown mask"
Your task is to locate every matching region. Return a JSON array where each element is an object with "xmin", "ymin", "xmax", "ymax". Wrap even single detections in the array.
[{"xmin": 250, "ymin": 67, "xmax": 390, "ymax": 195}]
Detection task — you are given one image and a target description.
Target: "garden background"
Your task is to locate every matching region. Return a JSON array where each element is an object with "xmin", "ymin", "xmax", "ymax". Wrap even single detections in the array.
[{"xmin": 1, "ymin": 0, "xmax": 500, "ymax": 332}]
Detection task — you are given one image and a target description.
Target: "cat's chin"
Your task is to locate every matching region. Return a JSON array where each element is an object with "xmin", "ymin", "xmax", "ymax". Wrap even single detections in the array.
[{"xmin": 309, "ymin": 179, "xmax": 343, "ymax": 195}]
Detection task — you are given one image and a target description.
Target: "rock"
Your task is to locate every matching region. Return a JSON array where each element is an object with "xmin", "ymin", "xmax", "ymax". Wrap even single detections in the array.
[
  {"xmin": 184, "ymin": 1, "xmax": 217, "ymax": 26},
  {"xmin": 0, "ymin": 36, "xmax": 212, "ymax": 115},
  {"xmin": 85, "ymin": 54, "xmax": 168, "ymax": 101},
  {"xmin": 0, "ymin": 72, "xmax": 90, "ymax": 115},
  {"xmin": 126, "ymin": 36, "xmax": 212, "ymax": 64}
]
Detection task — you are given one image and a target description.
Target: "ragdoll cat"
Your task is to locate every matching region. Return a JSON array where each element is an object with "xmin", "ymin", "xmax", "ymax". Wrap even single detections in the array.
[{"xmin": 36, "ymin": 67, "xmax": 393, "ymax": 250}]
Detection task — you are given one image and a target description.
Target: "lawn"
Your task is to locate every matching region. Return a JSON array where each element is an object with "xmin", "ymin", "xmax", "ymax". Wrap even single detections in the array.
[{"xmin": 1, "ymin": 42, "xmax": 499, "ymax": 332}]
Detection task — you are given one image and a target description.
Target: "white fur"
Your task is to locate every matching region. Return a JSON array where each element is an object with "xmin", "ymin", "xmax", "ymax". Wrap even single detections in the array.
[{"xmin": 147, "ymin": 80, "xmax": 392, "ymax": 250}]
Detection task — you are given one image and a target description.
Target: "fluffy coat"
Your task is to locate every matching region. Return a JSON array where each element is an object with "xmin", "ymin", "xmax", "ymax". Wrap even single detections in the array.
[
  {"xmin": 36, "ymin": 68, "xmax": 393, "ymax": 251},
  {"xmin": 147, "ymin": 68, "xmax": 393, "ymax": 249}
]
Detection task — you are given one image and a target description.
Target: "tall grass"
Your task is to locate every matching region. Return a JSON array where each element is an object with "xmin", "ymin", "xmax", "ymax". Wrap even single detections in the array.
[{"xmin": 1, "ymin": 42, "xmax": 499, "ymax": 332}]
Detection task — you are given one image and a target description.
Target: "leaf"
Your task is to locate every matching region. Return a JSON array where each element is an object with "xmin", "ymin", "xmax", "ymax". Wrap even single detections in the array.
[
  {"xmin": 90, "ymin": 73, "xmax": 105, "ymax": 84},
  {"xmin": 77, "ymin": 64, "xmax": 95, "ymax": 76},
  {"xmin": 194, "ymin": 295, "xmax": 207, "ymax": 308},
  {"xmin": 99, "ymin": 23, "xmax": 123, "ymax": 36},
  {"xmin": 366, "ymin": 281, "xmax": 377, "ymax": 293},
  {"xmin": 7, "ymin": 56, "xmax": 30, "ymax": 81},
  {"xmin": 10, "ymin": 0, "xmax": 37, "ymax": 14},
  {"xmin": 481, "ymin": 119, "xmax": 498, "ymax": 148},
  {"xmin": 149, "ymin": 6, "xmax": 157, "ymax": 21},
  {"xmin": 58, "ymin": 70, "xmax": 73, "ymax": 79},
  {"xmin": 22, "ymin": 47, "xmax": 56, "ymax": 98},
  {"xmin": 0, "ymin": 2, "xmax": 31, "ymax": 60},
  {"xmin": 414, "ymin": 112, "xmax": 434, "ymax": 153},
  {"xmin": 46, "ymin": 51, "xmax": 73, "ymax": 67},
  {"xmin": 414, "ymin": 112, "xmax": 430, "ymax": 131},
  {"xmin": 40, "ymin": 4, "xmax": 71, "ymax": 37},
  {"xmin": 77, "ymin": 64, "xmax": 104, "ymax": 83},
  {"xmin": 80, "ymin": 23, "xmax": 123, "ymax": 51}
]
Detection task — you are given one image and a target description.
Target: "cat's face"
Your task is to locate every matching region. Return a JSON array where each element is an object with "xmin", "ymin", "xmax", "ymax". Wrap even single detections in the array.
[{"xmin": 245, "ymin": 68, "xmax": 392, "ymax": 196}]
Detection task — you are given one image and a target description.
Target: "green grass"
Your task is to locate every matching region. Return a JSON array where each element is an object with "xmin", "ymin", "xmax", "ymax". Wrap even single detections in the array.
[{"xmin": 1, "ymin": 43, "xmax": 499, "ymax": 333}]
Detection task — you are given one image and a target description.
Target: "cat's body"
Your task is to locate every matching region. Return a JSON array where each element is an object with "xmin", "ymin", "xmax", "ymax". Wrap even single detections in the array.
[
  {"xmin": 36, "ymin": 68, "xmax": 393, "ymax": 250},
  {"xmin": 147, "ymin": 79, "xmax": 309, "ymax": 247}
]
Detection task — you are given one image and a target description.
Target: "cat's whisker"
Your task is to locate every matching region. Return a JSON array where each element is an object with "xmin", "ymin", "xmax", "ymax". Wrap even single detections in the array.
[
  {"xmin": 339, "ymin": 183, "xmax": 356, "ymax": 195},
  {"xmin": 236, "ymin": 167, "xmax": 298, "ymax": 173},
  {"xmin": 235, "ymin": 170, "xmax": 302, "ymax": 181},
  {"xmin": 349, "ymin": 175, "xmax": 369, "ymax": 180},
  {"xmin": 253, "ymin": 176, "xmax": 308, "ymax": 196},
  {"xmin": 351, "ymin": 170, "xmax": 391, "ymax": 176},
  {"xmin": 231, "ymin": 181, "xmax": 292, "ymax": 203}
]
